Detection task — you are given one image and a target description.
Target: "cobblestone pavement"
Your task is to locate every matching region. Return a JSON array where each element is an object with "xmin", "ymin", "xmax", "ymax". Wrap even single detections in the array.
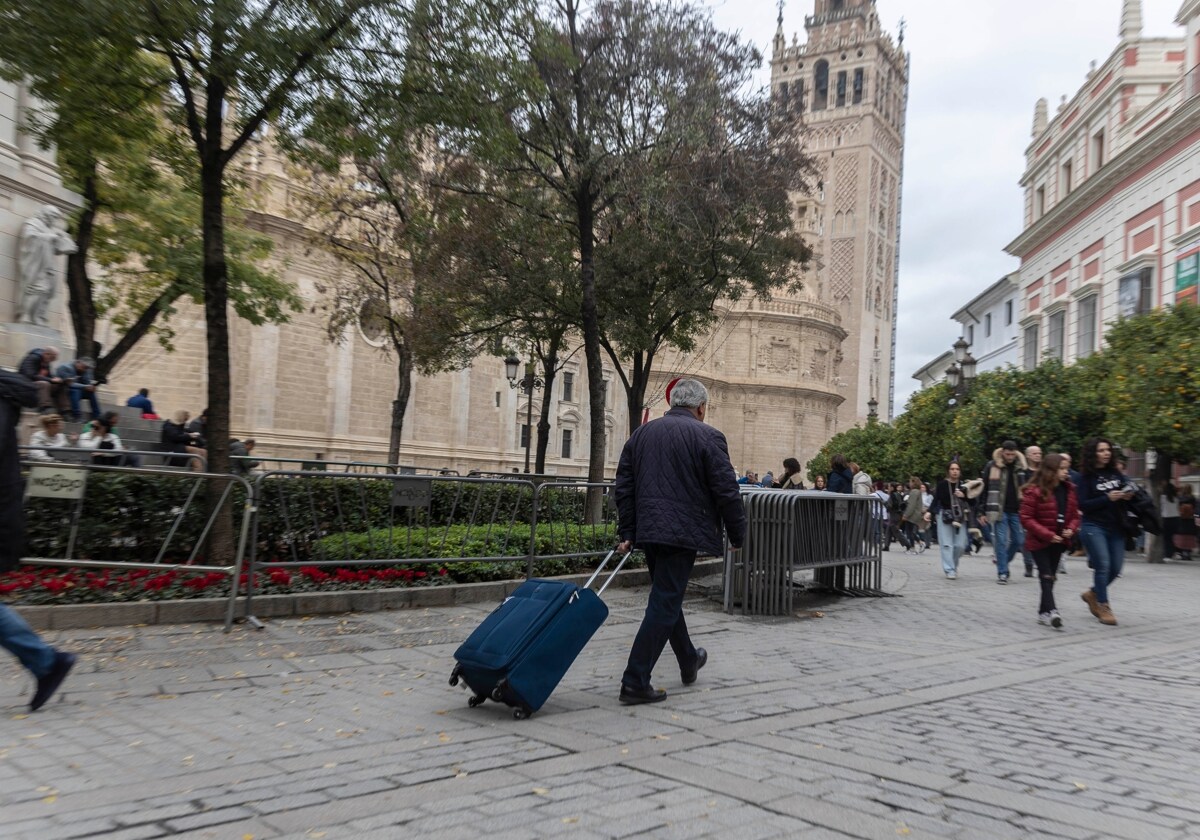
[{"xmin": 3, "ymin": 549, "xmax": 1199, "ymax": 839}]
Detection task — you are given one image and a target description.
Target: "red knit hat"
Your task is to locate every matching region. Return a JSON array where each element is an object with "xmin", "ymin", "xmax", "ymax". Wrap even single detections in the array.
[{"xmin": 664, "ymin": 377, "xmax": 682, "ymax": 406}]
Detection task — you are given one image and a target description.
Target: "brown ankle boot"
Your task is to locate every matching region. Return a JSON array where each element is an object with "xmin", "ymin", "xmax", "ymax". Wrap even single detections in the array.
[
  {"xmin": 1081, "ymin": 589, "xmax": 1100, "ymax": 618},
  {"xmin": 1096, "ymin": 603, "xmax": 1118, "ymax": 626}
]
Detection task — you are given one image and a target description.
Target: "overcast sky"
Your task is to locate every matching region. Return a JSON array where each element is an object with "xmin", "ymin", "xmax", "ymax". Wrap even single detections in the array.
[{"xmin": 698, "ymin": 0, "xmax": 1187, "ymax": 413}]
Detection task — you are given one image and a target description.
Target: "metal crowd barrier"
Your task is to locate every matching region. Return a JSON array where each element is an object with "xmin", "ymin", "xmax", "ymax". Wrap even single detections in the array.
[
  {"xmin": 529, "ymin": 481, "xmax": 620, "ymax": 576},
  {"xmin": 18, "ymin": 460, "xmax": 254, "ymax": 631},
  {"xmin": 242, "ymin": 471, "xmax": 540, "ymax": 627},
  {"xmin": 240, "ymin": 456, "xmax": 456, "ymax": 475},
  {"xmin": 724, "ymin": 490, "xmax": 885, "ymax": 616},
  {"xmin": 19, "ymin": 445, "xmax": 207, "ymax": 471}
]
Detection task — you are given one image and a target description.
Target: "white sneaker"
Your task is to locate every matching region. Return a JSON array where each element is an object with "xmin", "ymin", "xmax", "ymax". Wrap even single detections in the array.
[
  {"xmin": 946, "ymin": 571, "xmax": 957, "ymax": 580},
  {"xmin": 1038, "ymin": 612, "xmax": 1052, "ymax": 625},
  {"xmin": 1050, "ymin": 610, "xmax": 1063, "ymax": 629}
]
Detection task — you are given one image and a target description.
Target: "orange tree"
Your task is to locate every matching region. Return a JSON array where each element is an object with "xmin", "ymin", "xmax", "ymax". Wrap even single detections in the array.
[
  {"xmin": 1102, "ymin": 304, "xmax": 1200, "ymax": 560},
  {"xmin": 807, "ymin": 419, "xmax": 902, "ymax": 485},
  {"xmin": 947, "ymin": 358, "xmax": 1108, "ymax": 472}
]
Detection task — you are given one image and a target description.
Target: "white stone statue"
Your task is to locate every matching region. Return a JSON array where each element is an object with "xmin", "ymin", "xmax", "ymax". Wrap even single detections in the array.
[{"xmin": 17, "ymin": 204, "xmax": 76, "ymax": 326}]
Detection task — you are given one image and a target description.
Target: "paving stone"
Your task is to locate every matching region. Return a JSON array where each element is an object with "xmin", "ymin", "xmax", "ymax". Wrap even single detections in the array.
[{"xmin": 4, "ymin": 550, "xmax": 1200, "ymax": 839}]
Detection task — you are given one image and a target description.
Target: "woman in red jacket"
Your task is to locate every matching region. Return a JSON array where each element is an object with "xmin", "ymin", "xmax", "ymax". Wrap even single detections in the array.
[{"xmin": 1020, "ymin": 453, "xmax": 1080, "ymax": 629}]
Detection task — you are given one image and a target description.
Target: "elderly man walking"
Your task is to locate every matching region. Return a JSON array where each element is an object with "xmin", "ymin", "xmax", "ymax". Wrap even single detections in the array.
[{"xmin": 614, "ymin": 379, "xmax": 745, "ymax": 705}]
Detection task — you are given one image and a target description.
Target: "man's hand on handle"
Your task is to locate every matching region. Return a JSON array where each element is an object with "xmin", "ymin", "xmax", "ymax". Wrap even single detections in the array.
[{"xmin": 618, "ymin": 540, "xmax": 632, "ymax": 554}]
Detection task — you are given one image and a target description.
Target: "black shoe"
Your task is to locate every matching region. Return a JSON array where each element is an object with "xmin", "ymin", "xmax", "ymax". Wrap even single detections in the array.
[
  {"xmin": 31, "ymin": 652, "xmax": 76, "ymax": 712},
  {"xmin": 681, "ymin": 647, "xmax": 708, "ymax": 685},
  {"xmin": 1024, "ymin": 568, "xmax": 1034, "ymax": 577},
  {"xmin": 619, "ymin": 685, "xmax": 667, "ymax": 705}
]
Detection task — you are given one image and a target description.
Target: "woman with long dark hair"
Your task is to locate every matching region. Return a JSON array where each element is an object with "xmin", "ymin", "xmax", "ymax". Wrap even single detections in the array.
[
  {"xmin": 826, "ymin": 454, "xmax": 853, "ymax": 494},
  {"xmin": 1020, "ymin": 454, "xmax": 1079, "ymax": 628},
  {"xmin": 924, "ymin": 461, "xmax": 969, "ymax": 579},
  {"xmin": 813, "ymin": 474, "xmax": 827, "ymax": 491},
  {"xmin": 775, "ymin": 457, "xmax": 805, "ymax": 489},
  {"xmin": 1077, "ymin": 437, "xmax": 1132, "ymax": 625}
]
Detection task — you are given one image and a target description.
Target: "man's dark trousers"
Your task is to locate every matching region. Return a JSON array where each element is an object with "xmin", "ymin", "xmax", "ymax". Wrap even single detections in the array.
[{"xmin": 622, "ymin": 544, "xmax": 698, "ymax": 692}]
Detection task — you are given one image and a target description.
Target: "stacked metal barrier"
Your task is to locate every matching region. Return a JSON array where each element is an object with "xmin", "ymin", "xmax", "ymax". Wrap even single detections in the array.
[{"xmin": 724, "ymin": 490, "xmax": 884, "ymax": 616}]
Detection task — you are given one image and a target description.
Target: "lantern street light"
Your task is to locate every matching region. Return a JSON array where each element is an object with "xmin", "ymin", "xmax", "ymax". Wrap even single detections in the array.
[
  {"xmin": 505, "ymin": 354, "xmax": 544, "ymax": 473},
  {"xmin": 944, "ymin": 337, "xmax": 977, "ymax": 407},
  {"xmin": 867, "ymin": 397, "xmax": 879, "ymax": 421}
]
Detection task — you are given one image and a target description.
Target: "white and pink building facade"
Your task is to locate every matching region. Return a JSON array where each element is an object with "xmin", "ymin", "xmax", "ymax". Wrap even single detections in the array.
[{"xmin": 1005, "ymin": 0, "xmax": 1200, "ymax": 368}]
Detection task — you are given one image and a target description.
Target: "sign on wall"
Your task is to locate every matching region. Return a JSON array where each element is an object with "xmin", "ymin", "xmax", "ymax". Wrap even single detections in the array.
[{"xmin": 1175, "ymin": 243, "xmax": 1200, "ymax": 307}]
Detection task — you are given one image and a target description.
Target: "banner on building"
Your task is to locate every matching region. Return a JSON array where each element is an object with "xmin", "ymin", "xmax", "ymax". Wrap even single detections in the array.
[
  {"xmin": 1117, "ymin": 267, "xmax": 1152, "ymax": 318},
  {"xmin": 1175, "ymin": 242, "xmax": 1200, "ymax": 307}
]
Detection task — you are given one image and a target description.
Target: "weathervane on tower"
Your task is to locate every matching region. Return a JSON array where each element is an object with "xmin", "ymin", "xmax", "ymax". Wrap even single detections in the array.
[{"xmin": 898, "ymin": 17, "xmax": 906, "ymax": 46}]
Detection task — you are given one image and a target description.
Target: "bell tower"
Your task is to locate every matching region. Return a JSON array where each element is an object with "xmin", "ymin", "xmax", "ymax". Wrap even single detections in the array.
[{"xmin": 771, "ymin": 0, "xmax": 909, "ymax": 424}]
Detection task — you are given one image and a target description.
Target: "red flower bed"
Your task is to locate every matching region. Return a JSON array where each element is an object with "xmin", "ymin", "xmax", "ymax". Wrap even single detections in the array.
[{"xmin": 0, "ymin": 563, "xmax": 452, "ymax": 606}]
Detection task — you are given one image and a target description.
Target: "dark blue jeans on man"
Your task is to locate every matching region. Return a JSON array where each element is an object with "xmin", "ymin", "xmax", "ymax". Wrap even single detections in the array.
[
  {"xmin": 993, "ymin": 512, "xmax": 1024, "ymax": 579},
  {"xmin": 622, "ymin": 544, "xmax": 698, "ymax": 692},
  {"xmin": 68, "ymin": 384, "xmax": 101, "ymax": 421}
]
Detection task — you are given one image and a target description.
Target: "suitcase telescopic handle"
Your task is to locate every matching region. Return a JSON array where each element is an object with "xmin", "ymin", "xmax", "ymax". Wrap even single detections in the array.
[{"xmin": 581, "ymin": 545, "xmax": 633, "ymax": 597}]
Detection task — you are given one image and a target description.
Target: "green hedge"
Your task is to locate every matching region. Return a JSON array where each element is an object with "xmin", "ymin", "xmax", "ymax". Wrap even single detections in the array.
[
  {"xmin": 309, "ymin": 522, "xmax": 624, "ymax": 583},
  {"xmin": 24, "ymin": 472, "xmax": 248, "ymax": 564},
  {"xmin": 23, "ymin": 472, "xmax": 618, "ymax": 568}
]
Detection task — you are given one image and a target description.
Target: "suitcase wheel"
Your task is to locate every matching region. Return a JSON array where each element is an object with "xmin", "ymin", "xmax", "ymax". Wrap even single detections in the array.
[
  {"xmin": 512, "ymin": 708, "xmax": 530, "ymax": 720},
  {"xmin": 449, "ymin": 664, "xmax": 462, "ymax": 687},
  {"xmin": 468, "ymin": 694, "xmax": 486, "ymax": 708},
  {"xmin": 490, "ymin": 686, "xmax": 505, "ymax": 703}
]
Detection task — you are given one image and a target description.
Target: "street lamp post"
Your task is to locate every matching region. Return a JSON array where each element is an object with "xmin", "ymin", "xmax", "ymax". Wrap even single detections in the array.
[
  {"xmin": 943, "ymin": 337, "xmax": 977, "ymax": 407},
  {"xmin": 505, "ymin": 355, "xmax": 544, "ymax": 473}
]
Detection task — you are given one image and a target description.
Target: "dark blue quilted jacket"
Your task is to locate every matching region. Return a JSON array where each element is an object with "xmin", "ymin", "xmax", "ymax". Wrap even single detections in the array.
[{"xmin": 614, "ymin": 407, "xmax": 746, "ymax": 556}]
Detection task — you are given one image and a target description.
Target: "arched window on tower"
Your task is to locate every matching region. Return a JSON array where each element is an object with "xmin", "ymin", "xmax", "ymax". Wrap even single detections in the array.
[
  {"xmin": 853, "ymin": 69, "xmax": 864, "ymax": 105},
  {"xmin": 777, "ymin": 81, "xmax": 789, "ymax": 109},
  {"xmin": 830, "ymin": 0, "xmax": 845, "ymax": 10},
  {"xmin": 814, "ymin": 60, "xmax": 829, "ymax": 111},
  {"xmin": 836, "ymin": 71, "xmax": 847, "ymax": 107}
]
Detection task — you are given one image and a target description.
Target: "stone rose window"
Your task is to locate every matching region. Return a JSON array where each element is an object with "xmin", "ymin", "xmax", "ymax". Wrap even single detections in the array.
[{"xmin": 358, "ymin": 297, "xmax": 389, "ymax": 347}]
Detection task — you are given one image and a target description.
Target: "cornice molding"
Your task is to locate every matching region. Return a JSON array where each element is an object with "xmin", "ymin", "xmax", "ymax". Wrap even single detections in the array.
[
  {"xmin": 0, "ymin": 167, "xmax": 82, "ymax": 210},
  {"xmin": 1006, "ymin": 97, "xmax": 1200, "ymax": 258}
]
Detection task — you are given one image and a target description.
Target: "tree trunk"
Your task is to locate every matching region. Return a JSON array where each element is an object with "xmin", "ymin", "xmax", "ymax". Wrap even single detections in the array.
[
  {"xmin": 95, "ymin": 289, "xmax": 183, "ymax": 382},
  {"xmin": 1147, "ymin": 450, "xmax": 1172, "ymax": 563},
  {"xmin": 577, "ymin": 192, "xmax": 607, "ymax": 522},
  {"xmin": 200, "ymin": 96, "xmax": 235, "ymax": 564},
  {"xmin": 389, "ymin": 340, "xmax": 413, "ymax": 470},
  {"xmin": 534, "ymin": 342, "xmax": 559, "ymax": 474},
  {"xmin": 624, "ymin": 350, "xmax": 653, "ymax": 437},
  {"xmin": 66, "ymin": 165, "xmax": 100, "ymax": 360}
]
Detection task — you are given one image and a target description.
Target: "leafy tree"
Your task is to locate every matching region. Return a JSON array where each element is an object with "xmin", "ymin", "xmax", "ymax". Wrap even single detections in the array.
[
  {"xmin": 944, "ymin": 359, "xmax": 1108, "ymax": 476},
  {"xmin": 807, "ymin": 421, "xmax": 902, "ymax": 486},
  {"xmin": 0, "ymin": 15, "xmax": 296, "ymax": 381},
  {"xmin": 889, "ymin": 383, "xmax": 960, "ymax": 483},
  {"xmin": 596, "ymin": 93, "xmax": 815, "ymax": 435},
  {"xmin": 474, "ymin": 0, "xmax": 788, "ymax": 484},
  {"xmin": 0, "ymin": 0, "xmax": 436, "ymax": 560},
  {"xmin": 1103, "ymin": 304, "xmax": 1200, "ymax": 561},
  {"xmin": 419, "ymin": 163, "xmax": 583, "ymax": 473}
]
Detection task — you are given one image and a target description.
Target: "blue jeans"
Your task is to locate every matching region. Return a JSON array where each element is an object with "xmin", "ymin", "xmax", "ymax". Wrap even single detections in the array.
[
  {"xmin": 0, "ymin": 603, "xmax": 56, "ymax": 678},
  {"xmin": 937, "ymin": 519, "xmax": 968, "ymax": 574},
  {"xmin": 623, "ymin": 545, "xmax": 698, "ymax": 691},
  {"xmin": 1080, "ymin": 522, "xmax": 1125, "ymax": 604},
  {"xmin": 68, "ymin": 384, "xmax": 102, "ymax": 420},
  {"xmin": 993, "ymin": 512, "xmax": 1024, "ymax": 578}
]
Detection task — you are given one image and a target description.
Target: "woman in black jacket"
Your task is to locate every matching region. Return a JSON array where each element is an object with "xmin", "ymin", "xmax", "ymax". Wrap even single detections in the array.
[
  {"xmin": 826, "ymin": 454, "xmax": 853, "ymax": 494},
  {"xmin": 774, "ymin": 457, "xmax": 805, "ymax": 489},
  {"xmin": 924, "ymin": 461, "xmax": 970, "ymax": 579},
  {"xmin": 161, "ymin": 410, "xmax": 206, "ymax": 470},
  {"xmin": 1076, "ymin": 437, "xmax": 1132, "ymax": 625}
]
